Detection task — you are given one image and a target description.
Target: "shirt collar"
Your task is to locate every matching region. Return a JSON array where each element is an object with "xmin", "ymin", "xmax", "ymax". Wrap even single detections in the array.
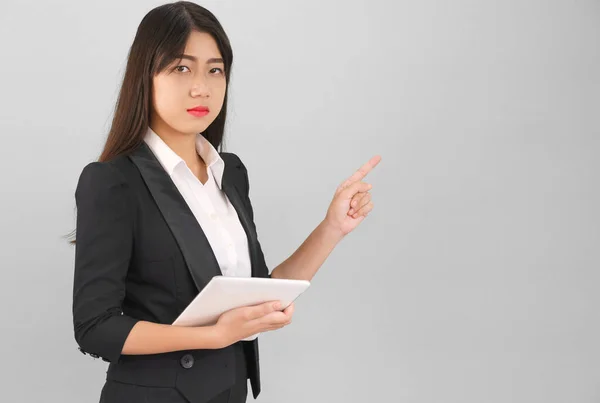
[{"xmin": 143, "ymin": 126, "xmax": 225, "ymax": 189}]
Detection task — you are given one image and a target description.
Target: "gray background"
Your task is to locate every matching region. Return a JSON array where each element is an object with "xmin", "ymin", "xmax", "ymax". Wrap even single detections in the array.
[{"xmin": 0, "ymin": 0, "xmax": 598, "ymax": 402}]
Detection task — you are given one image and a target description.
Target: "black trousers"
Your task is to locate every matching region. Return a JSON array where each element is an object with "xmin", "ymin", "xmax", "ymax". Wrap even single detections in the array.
[{"xmin": 99, "ymin": 342, "xmax": 248, "ymax": 403}]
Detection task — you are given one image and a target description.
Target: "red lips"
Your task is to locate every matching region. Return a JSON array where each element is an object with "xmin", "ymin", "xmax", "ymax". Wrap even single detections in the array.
[
  {"xmin": 187, "ymin": 105, "xmax": 209, "ymax": 112},
  {"xmin": 187, "ymin": 105, "xmax": 210, "ymax": 118}
]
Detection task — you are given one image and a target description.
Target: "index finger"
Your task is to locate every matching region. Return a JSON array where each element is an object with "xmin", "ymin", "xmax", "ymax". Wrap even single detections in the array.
[
  {"xmin": 340, "ymin": 155, "xmax": 381, "ymax": 188},
  {"xmin": 245, "ymin": 300, "xmax": 280, "ymax": 320}
]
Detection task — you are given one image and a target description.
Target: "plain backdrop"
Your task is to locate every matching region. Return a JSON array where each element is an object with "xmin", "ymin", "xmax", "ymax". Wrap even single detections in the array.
[{"xmin": 0, "ymin": 0, "xmax": 598, "ymax": 402}]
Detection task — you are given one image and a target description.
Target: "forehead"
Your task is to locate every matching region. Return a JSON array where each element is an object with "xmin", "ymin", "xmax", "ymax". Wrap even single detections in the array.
[{"xmin": 183, "ymin": 31, "xmax": 222, "ymax": 60}]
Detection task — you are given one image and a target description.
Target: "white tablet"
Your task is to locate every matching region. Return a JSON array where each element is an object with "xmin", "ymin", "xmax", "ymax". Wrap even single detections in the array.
[{"xmin": 172, "ymin": 275, "xmax": 311, "ymax": 341}]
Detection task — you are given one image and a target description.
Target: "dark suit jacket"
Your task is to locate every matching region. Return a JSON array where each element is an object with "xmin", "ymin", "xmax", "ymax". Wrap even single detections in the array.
[{"xmin": 72, "ymin": 141, "xmax": 271, "ymax": 402}]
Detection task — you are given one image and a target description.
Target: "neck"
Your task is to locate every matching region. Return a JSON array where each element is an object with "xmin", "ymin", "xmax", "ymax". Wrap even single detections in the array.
[{"xmin": 149, "ymin": 118, "xmax": 204, "ymax": 170}]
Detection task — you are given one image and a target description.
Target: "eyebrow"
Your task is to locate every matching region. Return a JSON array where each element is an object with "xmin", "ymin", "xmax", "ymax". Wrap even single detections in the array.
[{"xmin": 177, "ymin": 54, "xmax": 224, "ymax": 64}]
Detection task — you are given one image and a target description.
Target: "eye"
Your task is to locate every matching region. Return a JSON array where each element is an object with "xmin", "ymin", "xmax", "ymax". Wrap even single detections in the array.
[
  {"xmin": 210, "ymin": 67, "xmax": 224, "ymax": 75},
  {"xmin": 174, "ymin": 65, "xmax": 190, "ymax": 73}
]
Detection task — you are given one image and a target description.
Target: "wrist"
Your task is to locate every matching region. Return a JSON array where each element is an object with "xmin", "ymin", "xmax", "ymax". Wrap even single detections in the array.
[
  {"xmin": 320, "ymin": 219, "xmax": 346, "ymax": 243},
  {"xmin": 197, "ymin": 325, "xmax": 226, "ymax": 349}
]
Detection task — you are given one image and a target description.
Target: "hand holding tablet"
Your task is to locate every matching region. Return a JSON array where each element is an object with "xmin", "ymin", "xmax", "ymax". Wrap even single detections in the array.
[
  {"xmin": 213, "ymin": 299, "xmax": 296, "ymax": 346},
  {"xmin": 172, "ymin": 276, "xmax": 310, "ymax": 343}
]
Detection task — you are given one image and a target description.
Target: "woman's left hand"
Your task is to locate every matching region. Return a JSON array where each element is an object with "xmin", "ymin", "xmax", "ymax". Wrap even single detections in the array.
[{"xmin": 324, "ymin": 155, "xmax": 381, "ymax": 237}]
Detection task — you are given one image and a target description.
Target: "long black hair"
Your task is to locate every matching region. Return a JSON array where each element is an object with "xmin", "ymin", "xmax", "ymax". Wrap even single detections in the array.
[
  {"xmin": 66, "ymin": 1, "xmax": 234, "ymax": 243},
  {"xmin": 100, "ymin": 1, "xmax": 233, "ymax": 160}
]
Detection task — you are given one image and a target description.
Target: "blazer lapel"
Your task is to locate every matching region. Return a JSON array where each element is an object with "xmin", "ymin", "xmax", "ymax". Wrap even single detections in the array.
[
  {"xmin": 220, "ymin": 165, "xmax": 260, "ymax": 278},
  {"xmin": 129, "ymin": 142, "xmax": 222, "ymax": 291}
]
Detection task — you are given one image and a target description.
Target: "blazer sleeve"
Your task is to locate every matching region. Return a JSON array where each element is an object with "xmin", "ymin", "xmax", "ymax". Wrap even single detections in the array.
[
  {"xmin": 72, "ymin": 162, "xmax": 140, "ymax": 362},
  {"xmin": 237, "ymin": 157, "xmax": 272, "ymax": 279}
]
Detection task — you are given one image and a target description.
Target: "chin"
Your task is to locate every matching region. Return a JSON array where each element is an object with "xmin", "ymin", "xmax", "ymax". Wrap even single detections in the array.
[
  {"xmin": 175, "ymin": 121, "xmax": 211, "ymax": 135},
  {"xmin": 191, "ymin": 115, "xmax": 216, "ymax": 128}
]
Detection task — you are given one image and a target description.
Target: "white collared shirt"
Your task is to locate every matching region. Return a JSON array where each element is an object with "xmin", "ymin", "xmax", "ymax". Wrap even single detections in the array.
[{"xmin": 143, "ymin": 127, "xmax": 251, "ymax": 278}]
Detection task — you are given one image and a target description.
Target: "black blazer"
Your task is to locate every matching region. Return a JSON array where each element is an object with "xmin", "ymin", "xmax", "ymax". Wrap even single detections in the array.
[{"xmin": 72, "ymin": 141, "xmax": 270, "ymax": 402}]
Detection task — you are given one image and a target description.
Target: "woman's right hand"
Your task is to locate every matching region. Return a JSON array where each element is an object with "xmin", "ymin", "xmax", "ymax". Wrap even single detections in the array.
[{"xmin": 212, "ymin": 301, "xmax": 295, "ymax": 348}]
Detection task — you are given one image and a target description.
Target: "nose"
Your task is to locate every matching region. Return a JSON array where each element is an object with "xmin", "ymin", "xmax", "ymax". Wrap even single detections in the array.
[{"xmin": 190, "ymin": 81, "xmax": 210, "ymax": 98}]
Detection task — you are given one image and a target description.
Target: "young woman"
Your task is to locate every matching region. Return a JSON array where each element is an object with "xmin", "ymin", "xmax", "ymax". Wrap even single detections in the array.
[{"xmin": 71, "ymin": 2, "xmax": 380, "ymax": 402}]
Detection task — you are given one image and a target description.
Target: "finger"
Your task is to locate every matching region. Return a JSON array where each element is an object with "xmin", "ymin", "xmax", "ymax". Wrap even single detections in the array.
[
  {"xmin": 339, "ymin": 156, "xmax": 380, "ymax": 189},
  {"xmin": 268, "ymin": 317, "xmax": 292, "ymax": 329},
  {"xmin": 268, "ymin": 319, "xmax": 292, "ymax": 330},
  {"xmin": 256, "ymin": 310, "xmax": 288, "ymax": 326},
  {"xmin": 283, "ymin": 302, "xmax": 295, "ymax": 317},
  {"xmin": 352, "ymin": 201, "xmax": 374, "ymax": 218},
  {"xmin": 349, "ymin": 192, "xmax": 366, "ymax": 209},
  {"xmin": 339, "ymin": 155, "xmax": 381, "ymax": 189},
  {"xmin": 267, "ymin": 317, "xmax": 293, "ymax": 331},
  {"xmin": 348, "ymin": 194, "xmax": 362, "ymax": 215},
  {"xmin": 246, "ymin": 300, "xmax": 280, "ymax": 320},
  {"xmin": 255, "ymin": 319, "xmax": 285, "ymax": 334},
  {"xmin": 357, "ymin": 193, "xmax": 371, "ymax": 210},
  {"xmin": 341, "ymin": 181, "xmax": 372, "ymax": 200},
  {"xmin": 348, "ymin": 192, "xmax": 370, "ymax": 215}
]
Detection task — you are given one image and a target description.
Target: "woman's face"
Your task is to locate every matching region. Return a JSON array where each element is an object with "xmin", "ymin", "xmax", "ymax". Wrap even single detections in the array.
[{"xmin": 151, "ymin": 31, "xmax": 227, "ymax": 136}]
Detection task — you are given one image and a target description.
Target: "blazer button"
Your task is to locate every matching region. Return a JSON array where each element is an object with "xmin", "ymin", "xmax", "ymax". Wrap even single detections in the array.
[{"xmin": 180, "ymin": 354, "xmax": 194, "ymax": 369}]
